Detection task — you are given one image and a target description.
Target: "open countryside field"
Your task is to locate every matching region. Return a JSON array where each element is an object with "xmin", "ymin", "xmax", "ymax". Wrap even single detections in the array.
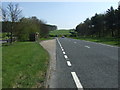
[
  {"xmin": 0, "ymin": 46, "xmax": 1, "ymax": 89},
  {"xmin": 49, "ymin": 30, "xmax": 71, "ymax": 36},
  {"xmin": 2, "ymin": 42, "xmax": 49, "ymax": 88}
]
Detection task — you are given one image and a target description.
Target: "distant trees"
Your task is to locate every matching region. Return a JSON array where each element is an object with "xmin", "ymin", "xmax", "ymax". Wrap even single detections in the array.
[
  {"xmin": 2, "ymin": 3, "xmax": 57, "ymax": 42},
  {"xmin": 1, "ymin": 3, "xmax": 22, "ymax": 43},
  {"xmin": 75, "ymin": 6, "xmax": 120, "ymax": 38}
]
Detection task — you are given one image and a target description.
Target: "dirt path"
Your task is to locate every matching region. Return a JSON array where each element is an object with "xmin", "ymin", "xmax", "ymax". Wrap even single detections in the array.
[{"xmin": 40, "ymin": 39, "xmax": 56, "ymax": 88}]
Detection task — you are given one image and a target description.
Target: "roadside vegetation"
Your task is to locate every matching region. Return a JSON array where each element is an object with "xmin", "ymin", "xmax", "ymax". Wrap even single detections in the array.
[
  {"xmin": 39, "ymin": 37, "xmax": 54, "ymax": 41},
  {"xmin": 1, "ymin": 3, "xmax": 57, "ymax": 43},
  {"xmin": 2, "ymin": 42, "xmax": 49, "ymax": 88},
  {"xmin": 74, "ymin": 6, "xmax": 120, "ymax": 46},
  {"xmin": 49, "ymin": 29, "xmax": 71, "ymax": 37},
  {"xmin": 1, "ymin": 2, "xmax": 55, "ymax": 88},
  {"xmin": 0, "ymin": 46, "xmax": 2, "ymax": 89}
]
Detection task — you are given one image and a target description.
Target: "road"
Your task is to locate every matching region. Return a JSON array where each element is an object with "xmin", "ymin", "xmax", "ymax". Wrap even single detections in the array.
[{"xmin": 49, "ymin": 37, "xmax": 118, "ymax": 89}]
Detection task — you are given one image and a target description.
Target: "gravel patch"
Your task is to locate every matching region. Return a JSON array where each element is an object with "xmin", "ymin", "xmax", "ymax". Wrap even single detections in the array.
[{"xmin": 40, "ymin": 39, "xmax": 56, "ymax": 88}]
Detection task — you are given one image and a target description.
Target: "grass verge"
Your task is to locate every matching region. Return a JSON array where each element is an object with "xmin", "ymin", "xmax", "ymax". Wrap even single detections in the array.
[
  {"xmin": 0, "ymin": 46, "xmax": 2, "ymax": 90},
  {"xmin": 39, "ymin": 37, "xmax": 54, "ymax": 41},
  {"xmin": 2, "ymin": 42, "xmax": 49, "ymax": 88},
  {"xmin": 49, "ymin": 30, "xmax": 71, "ymax": 36},
  {"xmin": 71, "ymin": 37, "xmax": 120, "ymax": 47}
]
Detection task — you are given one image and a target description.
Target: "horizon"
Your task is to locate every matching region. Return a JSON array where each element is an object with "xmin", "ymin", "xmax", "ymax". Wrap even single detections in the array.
[{"xmin": 2, "ymin": 2, "xmax": 119, "ymax": 29}]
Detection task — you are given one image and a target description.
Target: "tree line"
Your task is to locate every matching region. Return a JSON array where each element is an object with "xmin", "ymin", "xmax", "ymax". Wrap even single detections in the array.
[
  {"xmin": 1, "ymin": 3, "xmax": 57, "ymax": 42},
  {"xmin": 75, "ymin": 5, "xmax": 120, "ymax": 38}
]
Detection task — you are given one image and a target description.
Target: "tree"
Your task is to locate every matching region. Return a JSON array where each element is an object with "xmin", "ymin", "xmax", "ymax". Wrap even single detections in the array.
[
  {"xmin": 6, "ymin": 3, "xmax": 22, "ymax": 43},
  {"xmin": 75, "ymin": 6, "xmax": 119, "ymax": 38},
  {"xmin": 16, "ymin": 17, "xmax": 40, "ymax": 41},
  {"xmin": 1, "ymin": 8, "xmax": 8, "ymax": 21},
  {"xmin": 105, "ymin": 6, "xmax": 115, "ymax": 37}
]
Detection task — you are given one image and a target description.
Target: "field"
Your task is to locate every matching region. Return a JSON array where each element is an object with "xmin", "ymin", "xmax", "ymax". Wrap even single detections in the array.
[
  {"xmin": 0, "ymin": 46, "xmax": 1, "ymax": 89},
  {"xmin": 2, "ymin": 42, "xmax": 49, "ymax": 88},
  {"xmin": 49, "ymin": 29, "xmax": 71, "ymax": 36}
]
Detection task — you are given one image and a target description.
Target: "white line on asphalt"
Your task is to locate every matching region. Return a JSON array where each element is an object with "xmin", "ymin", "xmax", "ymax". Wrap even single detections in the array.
[
  {"xmin": 67, "ymin": 61, "xmax": 72, "ymax": 66},
  {"xmin": 57, "ymin": 38, "xmax": 62, "ymax": 47},
  {"xmin": 85, "ymin": 46, "xmax": 90, "ymax": 48},
  {"xmin": 74, "ymin": 42, "xmax": 77, "ymax": 43},
  {"xmin": 64, "ymin": 55, "xmax": 68, "ymax": 59},
  {"xmin": 71, "ymin": 72, "xmax": 83, "ymax": 89},
  {"xmin": 57, "ymin": 38, "xmax": 64, "ymax": 52},
  {"xmin": 98, "ymin": 43, "xmax": 114, "ymax": 47},
  {"xmin": 60, "ymin": 44, "xmax": 62, "ymax": 47},
  {"xmin": 83, "ymin": 40, "xmax": 118, "ymax": 48},
  {"xmin": 62, "ymin": 48, "xmax": 64, "ymax": 51},
  {"xmin": 63, "ymin": 51, "xmax": 66, "ymax": 54}
]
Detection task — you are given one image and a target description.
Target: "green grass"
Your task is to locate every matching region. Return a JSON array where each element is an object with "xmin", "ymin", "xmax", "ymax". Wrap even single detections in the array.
[
  {"xmin": 72, "ymin": 37, "xmax": 120, "ymax": 47},
  {"xmin": 39, "ymin": 37, "xmax": 54, "ymax": 41},
  {"xmin": 0, "ymin": 33, "xmax": 9, "ymax": 40},
  {"xmin": 0, "ymin": 33, "xmax": 2, "ymax": 37},
  {"xmin": 0, "ymin": 46, "xmax": 2, "ymax": 90},
  {"xmin": 49, "ymin": 29, "xmax": 71, "ymax": 36},
  {"xmin": 2, "ymin": 42, "xmax": 49, "ymax": 88},
  {"xmin": 0, "ymin": 33, "xmax": 2, "ymax": 40}
]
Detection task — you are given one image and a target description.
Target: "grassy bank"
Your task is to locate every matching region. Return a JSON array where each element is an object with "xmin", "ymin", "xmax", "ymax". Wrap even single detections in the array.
[
  {"xmin": 0, "ymin": 46, "xmax": 2, "ymax": 90},
  {"xmin": 49, "ymin": 30, "xmax": 71, "ymax": 36},
  {"xmin": 72, "ymin": 37, "xmax": 119, "ymax": 47},
  {"xmin": 39, "ymin": 37, "xmax": 54, "ymax": 41},
  {"xmin": 2, "ymin": 42, "xmax": 49, "ymax": 88}
]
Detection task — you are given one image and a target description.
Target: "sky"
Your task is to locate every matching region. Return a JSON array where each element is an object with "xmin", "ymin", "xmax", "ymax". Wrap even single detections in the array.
[{"xmin": 2, "ymin": 1, "xmax": 119, "ymax": 29}]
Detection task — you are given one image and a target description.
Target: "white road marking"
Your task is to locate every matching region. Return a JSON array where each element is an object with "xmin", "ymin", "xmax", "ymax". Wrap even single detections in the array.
[
  {"xmin": 64, "ymin": 55, "xmax": 68, "ymax": 59},
  {"xmin": 62, "ymin": 48, "xmax": 64, "ymax": 51},
  {"xmin": 83, "ymin": 40, "xmax": 118, "ymax": 48},
  {"xmin": 71, "ymin": 72, "xmax": 83, "ymax": 89},
  {"xmin": 57, "ymin": 38, "xmax": 65, "ymax": 52},
  {"xmin": 57, "ymin": 38, "xmax": 62, "ymax": 47},
  {"xmin": 60, "ymin": 44, "xmax": 62, "ymax": 47},
  {"xmin": 85, "ymin": 46, "xmax": 90, "ymax": 48},
  {"xmin": 63, "ymin": 51, "xmax": 66, "ymax": 54},
  {"xmin": 98, "ymin": 43, "xmax": 114, "ymax": 47},
  {"xmin": 74, "ymin": 42, "xmax": 77, "ymax": 43},
  {"xmin": 67, "ymin": 61, "xmax": 72, "ymax": 66}
]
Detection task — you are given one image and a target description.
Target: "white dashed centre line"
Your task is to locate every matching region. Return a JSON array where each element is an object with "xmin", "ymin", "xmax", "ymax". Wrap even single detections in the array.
[
  {"xmin": 63, "ymin": 51, "xmax": 66, "ymax": 54},
  {"xmin": 85, "ymin": 46, "xmax": 90, "ymax": 48},
  {"xmin": 62, "ymin": 48, "xmax": 64, "ymax": 51},
  {"xmin": 67, "ymin": 61, "xmax": 72, "ymax": 66},
  {"xmin": 71, "ymin": 72, "xmax": 83, "ymax": 89},
  {"xmin": 74, "ymin": 42, "xmax": 77, "ymax": 43},
  {"xmin": 64, "ymin": 55, "xmax": 68, "ymax": 59},
  {"xmin": 57, "ymin": 38, "xmax": 83, "ymax": 89}
]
